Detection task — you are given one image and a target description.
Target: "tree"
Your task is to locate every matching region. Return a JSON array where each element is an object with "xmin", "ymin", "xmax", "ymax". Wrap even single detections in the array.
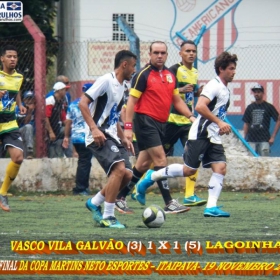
[{"xmin": 0, "ymin": 0, "xmax": 60, "ymax": 92}]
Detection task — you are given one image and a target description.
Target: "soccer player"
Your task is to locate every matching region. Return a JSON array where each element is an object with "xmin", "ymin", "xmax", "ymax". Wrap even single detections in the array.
[
  {"xmin": 79, "ymin": 50, "xmax": 137, "ymax": 228},
  {"xmin": 123, "ymin": 41, "xmax": 195, "ymax": 214},
  {"xmin": 139, "ymin": 51, "xmax": 238, "ymax": 217},
  {"xmin": 163, "ymin": 40, "xmax": 205, "ymax": 206},
  {"xmin": 0, "ymin": 45, "xmax": 26, "ymax": 211}
]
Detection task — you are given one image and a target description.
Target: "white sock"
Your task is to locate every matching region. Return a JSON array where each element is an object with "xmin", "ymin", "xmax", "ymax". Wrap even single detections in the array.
[
  {"xmin": 91, "ymin": 191, "xmax": 105, "ymax": 206},
  {"xmin": 152, "ymin": 164, "xmax": 184, "ymax": 181},
  {"xmin": 103, "ymin": 202, "xmax": 115, "ymax": 219},
  {"xmin": 206, "ymin": 173, "xmax": 224, "ymax": 208}
]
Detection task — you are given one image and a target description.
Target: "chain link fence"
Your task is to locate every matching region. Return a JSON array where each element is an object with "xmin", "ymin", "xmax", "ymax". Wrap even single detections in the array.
[{"xmin": 4, "ymin": 40, "xmax": 280, "ymax": 157}]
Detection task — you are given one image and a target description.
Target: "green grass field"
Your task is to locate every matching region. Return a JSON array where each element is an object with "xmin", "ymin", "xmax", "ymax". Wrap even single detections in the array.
[{"xmin": 1, "ymin": 190, "xmax": 280, "ymax": 280}]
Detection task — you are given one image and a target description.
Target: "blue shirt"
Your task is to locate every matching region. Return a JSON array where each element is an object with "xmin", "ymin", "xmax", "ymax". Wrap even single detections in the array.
[{"xmin": 66, "ymin": 98, "xmax": 86, "ymax": 144}]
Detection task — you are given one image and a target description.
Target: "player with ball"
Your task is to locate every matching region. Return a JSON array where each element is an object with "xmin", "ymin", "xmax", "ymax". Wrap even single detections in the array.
[{"xmin": 139, "ymin": 51, "xmax": 238, "ymax": 218}]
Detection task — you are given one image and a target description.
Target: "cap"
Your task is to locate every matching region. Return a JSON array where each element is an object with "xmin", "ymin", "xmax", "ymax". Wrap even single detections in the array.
[
  {"xmin": 251, "ymin": 84, "xmax": 264, "ymax": 92},
  {"xmin": 53, "ymin": 82, "xmax": 70, "ymax": 91},
  {"xmin": 23, "ymin": 90, "xmax": 34, "ymax": 99},
  {"xmin": 82, "ymin": 83, "xmax": 93, "ymax": 92}
]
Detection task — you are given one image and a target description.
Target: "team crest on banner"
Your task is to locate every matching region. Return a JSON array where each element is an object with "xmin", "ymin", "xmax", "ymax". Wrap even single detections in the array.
[{"xmin": 170, "ymin": 0, "xmax": 242, "ymax": 63}]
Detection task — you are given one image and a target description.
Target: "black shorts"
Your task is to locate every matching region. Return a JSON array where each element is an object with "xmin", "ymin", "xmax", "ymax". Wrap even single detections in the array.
[
  {"xmin": 163, "ymin": 123, "xmax": 191, "ymax": 155},
  {"xmin": 87, "ymin": 135, "xmax": 132, "ymax": 176},
  {"xmin": 134, "ymin": 113, "xmax": 165, "ymax": 151},
  {"xmin": 0, "ymin": 130, "xmax": 24, "ymax": 157},
  {"xmin": 183, "ymin": 139, "xmax": 226, "ymax": 169}
]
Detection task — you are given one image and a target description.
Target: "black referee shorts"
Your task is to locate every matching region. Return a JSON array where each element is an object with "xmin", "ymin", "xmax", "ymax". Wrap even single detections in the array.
[{"xmin": 134, "ymin": 113, "xmax": 165, "ymax": 151}]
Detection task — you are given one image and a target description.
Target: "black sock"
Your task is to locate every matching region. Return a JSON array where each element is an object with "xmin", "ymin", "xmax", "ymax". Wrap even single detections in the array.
[
  {"xmin": 117, "ymin": 166, "xmax": 144, "ymax": 199},
  {"xmin": 154, "ymin": 166, "xmax": 172, "ymax": 205}
]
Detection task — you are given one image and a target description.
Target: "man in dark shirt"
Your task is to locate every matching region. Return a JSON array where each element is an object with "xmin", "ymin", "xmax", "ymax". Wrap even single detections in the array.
[{"xmin": 242, "ymin": 84, "xmax": 280, "ymax": 156}]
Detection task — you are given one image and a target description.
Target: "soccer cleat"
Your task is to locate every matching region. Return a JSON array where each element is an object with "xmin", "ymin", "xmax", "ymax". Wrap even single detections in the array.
[
  {"xmin": 99, "ymin": 216, "xmax": 126, "ymax": 229},
  {"xmin": 115, "ymin": 198, "xmax": 134, "ymax": 214},
  {"xmin": 183, "ymin": 195, "xmax": 207, "ymax": 207},
  {"xmin": 85, "ymin": 198, "xmax": 103, "ymax": 223},
  {"xmin": 135, "ymin": 169, "xmax": 155, "ymax": 205},
  {"xmin": 164, "ymin": 199, "xmax": 190, "ymax": 214},
  {"xmin": 204, "ymin": 206, "xmax": 230, "ymax": 217},
  {"xmin": 0, "ymin": 195, "xmax": 10, "ymax": 212}
]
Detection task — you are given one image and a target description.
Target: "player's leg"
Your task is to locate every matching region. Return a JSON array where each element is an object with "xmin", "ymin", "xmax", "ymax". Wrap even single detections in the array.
[
  {"xmin": 180, "ymin": 134, "xmax": 206, "ymax": 206},
  {"xmin": 73, "ymin": 143, "xmax": 92, "ymax": 195},
  {"xmin": 115, "ymin": 146, "xmax": 135, "ymax": 214},
  {"xmin": 0, "ymin": 132, "xmax": 24, "ymax": 211},
  {"xmin": 203, "ymin": 144, "xmax": 230, "ymax": 217},
  {"xmin": 86, "ymin": 139, "xmax": 129, "ymax": 228}
]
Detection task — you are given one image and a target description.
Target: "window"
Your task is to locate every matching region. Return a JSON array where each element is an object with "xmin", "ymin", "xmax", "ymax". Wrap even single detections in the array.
[{"xmin": 112, "ymin": 13, "xmax": 134, "ymax": 41}]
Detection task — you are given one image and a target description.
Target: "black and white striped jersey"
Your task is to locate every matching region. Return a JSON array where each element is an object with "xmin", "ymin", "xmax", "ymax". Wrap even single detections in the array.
[
  {"xmin": 188, "ymin": 76, "xmax": 230, "ymax": 144},
  {"xmin": 84, "ymin": 72, "xmax": 125, "ymax": 146}
]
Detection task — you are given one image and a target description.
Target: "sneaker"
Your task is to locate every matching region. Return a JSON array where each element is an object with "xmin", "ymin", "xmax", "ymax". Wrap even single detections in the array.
[
  {"xmin": 204, "ymin": 206, "xmax": 230, "ymax": 217},
  {"xmin": 85, "ymin": 198, "xmax": 103, "ymax": 223},
  {"xmin": 115, "ymin": 198, "xmax": 134, "ymax": 214},
  {"xmin": 73, "ymin": 189, "xmax": 91, "ymax": 196},
  {"xmin": 135, "ymin": 169, "xmax": 155, "ymax": 205},
  {"xmin": 183, "ymin": 195, "xmax": 207, "ymax": 206},
  {"xmin": 99, "ymin": 216, "xmax": 126, "ymax": 229},
  {"xmin": 164, "ymin": 199, "xmax": 190, "ymax": 214},
  {"xmin": 0, "ymin": 195, "xmax": 10, "ymax": 212}
]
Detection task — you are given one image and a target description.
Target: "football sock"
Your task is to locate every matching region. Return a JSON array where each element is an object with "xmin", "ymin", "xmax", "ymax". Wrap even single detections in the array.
[
  {"xmin": 152, "ymin": 164, "xmax": 184, "ymax": 181},
  {"xmin": 91, "ymin": 191, "xmax": 105, "ymax": 206},
  {"xmin": 116, "ymin": 166, "xmax": 143, "ymax": 199},
  {"xmin": 0, "ymin": 161, "xmax": 21, "ymax": 195},
  {"xmin": 185, "ymin": 170, "xmax": 198, "ymax": 197},
  {"xmin": 154, "ymin": 166, "xmax": 172, "ymax": 205},
  {"xmin": 206, "ymin": 173, "xmax": 224, "ymax": 208},
  {"xmin": 103, "ymin": 202, "xmax": 115, "ymax": 219}
]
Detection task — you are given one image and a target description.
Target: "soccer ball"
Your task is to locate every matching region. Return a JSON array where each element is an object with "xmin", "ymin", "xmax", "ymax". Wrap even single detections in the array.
[{"xmin": 142, "ymin": 205, "xmax": 166, "ymax": 228}]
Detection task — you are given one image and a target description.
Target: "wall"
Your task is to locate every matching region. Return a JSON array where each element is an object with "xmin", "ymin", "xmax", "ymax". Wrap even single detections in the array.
[{"xmin": 2, "ymin": 136, "xmax": 280, "ymax": 193}]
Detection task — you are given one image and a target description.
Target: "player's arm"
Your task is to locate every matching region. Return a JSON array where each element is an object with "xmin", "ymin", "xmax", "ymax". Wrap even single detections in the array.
[
  {"xmin": 117, "ymin": 122, "xmax": 134, "ymax": 154},
  {"xmin": 124, "ymin": 95, "xmax": 138, "ymax": 142},
  {"xmin": 172, "ymin": 93, "xmax": 195, "ymax": 123},
  {"xmin": 196, "ymin": 96, "xmax": 231, "ymax": 135},
  {"xmin": 16, "ymin": 92, "xmax": 26, "ymax": 115}
]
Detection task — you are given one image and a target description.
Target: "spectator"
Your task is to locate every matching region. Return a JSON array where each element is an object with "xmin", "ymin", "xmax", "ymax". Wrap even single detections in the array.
[
  {"xmin": 242, "ymin": 84, "xmax": 280, "ymax": 156},
  {"xmin": 46, "ymin": 75, "xmax": 73, "ymax": 157},
  {"xmin": 62, "ymin": 83, "xmax": 93, "ymax": 195},
  {"xmin": 46, "ymin": 75, "xmax": 71, "ymax": 105},
  {"xmin": 16, "ymin": 90, "xmax": 35, "ymax": 159},
  {"xmin": 45, "ymin": 82, "xmax": 70, "ymax": 158}
]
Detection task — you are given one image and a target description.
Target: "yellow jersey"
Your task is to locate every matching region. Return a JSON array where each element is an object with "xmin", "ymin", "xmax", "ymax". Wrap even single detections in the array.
[
  {"xmin": 0, "ymin": 70, "xmax": 23, "ymax": 134},
  {"xmin": 168, "ymin": 63, "xmax": 198, "ymax": 126}
]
